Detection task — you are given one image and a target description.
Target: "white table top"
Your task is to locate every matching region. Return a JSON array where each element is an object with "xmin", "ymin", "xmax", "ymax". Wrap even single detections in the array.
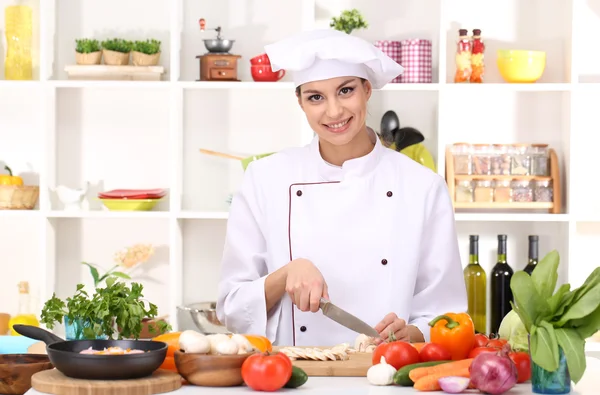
[{"xmin": 24, "ymin": 356, "xmax": 600, "ymax": 395}]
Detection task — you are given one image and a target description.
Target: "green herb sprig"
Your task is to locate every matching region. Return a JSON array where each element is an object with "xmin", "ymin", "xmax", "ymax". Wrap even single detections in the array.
[
  {"xmin": 75, "ymin": 38, "xmax": 101, "ymax": 54},
  {"xmin": 329, "ymin": 9, "xmax": 368, "ymax": 35},
  {"xmin": 132, "ymin": 39, "xmax": 161, "ymax": 55},
  {"xmin": 101, "ymin": 38, "xmax": 133, "ymax": 53},
  {"xmin": 40, "ymin": 277, "xmax": 170, "ymax": 340},
  {"xmin": 510, "ymin": 250, "xmax": 600, "ymax": 384}
]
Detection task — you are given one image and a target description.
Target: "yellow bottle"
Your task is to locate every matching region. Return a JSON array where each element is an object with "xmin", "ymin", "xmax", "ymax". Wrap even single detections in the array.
[
  {"xmin": 8, "ymin": 281, "xmax": 40, "ymax": 335},
  {"xmin": 4, "ymin": 3, "xmax": 33, "ymax": 80}
]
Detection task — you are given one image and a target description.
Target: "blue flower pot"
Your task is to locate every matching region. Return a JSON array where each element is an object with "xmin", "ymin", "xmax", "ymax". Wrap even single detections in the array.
[
  {"xmin": 63, "ymin": 316, "xmax": 108, "ymax": 340},
  {"xmin": 529, "ymin": 336, "xmax": 571, "ymax": 394}
]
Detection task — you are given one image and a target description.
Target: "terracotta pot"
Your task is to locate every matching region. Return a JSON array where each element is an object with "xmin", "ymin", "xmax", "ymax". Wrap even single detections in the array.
[
  {"xmin": 132, "ymin": 51, "xmax": 161, "ymax": 66},
  {"xmin": 75, "ymin": 51, "xmax": 102, "ymax": 65},
  {"xmin": 102, "ymin": 49, "xmax": 130, "ymax": 65}
]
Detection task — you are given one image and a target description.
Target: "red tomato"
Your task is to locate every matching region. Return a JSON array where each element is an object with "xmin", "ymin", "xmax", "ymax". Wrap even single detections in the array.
[
  {"xmin": 509, "ymin": 351, "xmax": 532, "ymax": 383},
  {"xmin": 241, "ymin": 352, "xmax": 293, "ymax": 391},
  {"xmin": 473, "ymin": 333, "xmax": 489, "ymax": 348},
  {"xmin": 468, "ymin": 346, "xmax": 500, "ymax": 359},
  {"xmin": 372, "ymin": 341, "xmax": 420, "ymax": 370},
  {"xmin": 419, "ymin": 343, "xmax": 452, "ymax": 362},
  {"xmin": 487, "ymin": 339, "xmax": 508, "ymax": 348}
]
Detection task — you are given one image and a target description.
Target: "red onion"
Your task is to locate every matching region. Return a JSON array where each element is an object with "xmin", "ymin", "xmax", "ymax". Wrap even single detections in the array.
[
  {"xmin": 438, "ymin": 376, "xmax": 471, "ymax": 393},
  {"xmin": 469, "ymin": 344, "xmax": 518, "ymax": 394}
]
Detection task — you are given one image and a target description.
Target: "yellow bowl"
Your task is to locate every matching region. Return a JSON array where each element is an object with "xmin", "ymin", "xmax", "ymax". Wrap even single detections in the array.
[
  {"xmin": 496, "ymin": 50, "xmax": 546, "ymax": 83},
  {"xmin": 99, "ymin": 198, "xmax": 161, "ymax": 211}
]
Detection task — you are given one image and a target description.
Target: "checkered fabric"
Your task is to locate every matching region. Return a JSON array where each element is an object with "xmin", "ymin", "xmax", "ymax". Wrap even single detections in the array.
[
  {"xmin": 374, "ymin": 40, "xmax": 402, "ymax": 83},
  {"xmin": 398, "ymin": 39, "xmax": 432, "ymax": 83}
]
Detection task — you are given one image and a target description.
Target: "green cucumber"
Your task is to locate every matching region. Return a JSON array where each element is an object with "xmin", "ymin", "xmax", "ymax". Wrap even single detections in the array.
[
  {"xmin": 393, "ymin": 360, "xmax": 452, "ymax": 386},
  {"xmin": 285, "ymin": 366, "xmax": 308, "ymax": 388}
]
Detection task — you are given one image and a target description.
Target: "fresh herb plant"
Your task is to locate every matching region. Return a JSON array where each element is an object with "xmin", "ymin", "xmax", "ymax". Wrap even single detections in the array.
[
  {"xmin": 82, "ymin": 243, "xmax": 154, "ymax": 288},
  {"xmin": 132, "ymin": 39, "xmax": 161, "ymax": 55},
  {"xmin": 40, "ymin": 277, "xmax": 170, "ymax": 340},
  {"xmin": 510, "ymin": 250, "xmax": 600, "ymax": 384},
  {"xmin": 329, "ymin": 9, "xmax": 368, "ymax": 35},
  {"xmin": 75, "ymin": 38, "xmax": 101, "ymax": 54},
  {"xmin": 101, "ymin": 38, "xmax": 133, "ymax": 53}
]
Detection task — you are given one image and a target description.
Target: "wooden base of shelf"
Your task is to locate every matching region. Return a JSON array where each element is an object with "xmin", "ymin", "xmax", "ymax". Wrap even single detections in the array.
[
  {"xmin": 453, "ymin": 202, "xmax": 554, "ymax": 210},
  {"xmin": 64, "ymin": 65, "xmax": 165, "ymax": 81}
]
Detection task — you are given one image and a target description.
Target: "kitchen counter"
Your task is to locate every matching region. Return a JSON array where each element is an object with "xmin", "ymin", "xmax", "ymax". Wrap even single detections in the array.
[{"xmin": 25, "ymin": 357, "xmax": 600, "ymax": 395}]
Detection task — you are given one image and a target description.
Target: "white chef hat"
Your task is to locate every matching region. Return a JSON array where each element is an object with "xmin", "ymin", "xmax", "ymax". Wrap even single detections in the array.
[{"xmin": 264, "ymin": 29, "xmax": 404, "ymax": 90}]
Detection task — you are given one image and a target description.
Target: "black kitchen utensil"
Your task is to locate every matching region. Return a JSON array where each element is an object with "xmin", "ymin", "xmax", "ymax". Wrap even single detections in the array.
[
  {"xmin": 13, "ymin": 325, "xmax": 168, "ymax": 380},
  {"xmin": 380, "ymin": 110, "xmax": 400, "ymax": 145},
  {"xmin": 391, "ymin": 126, "xmax": 425, "ymax": 151}
]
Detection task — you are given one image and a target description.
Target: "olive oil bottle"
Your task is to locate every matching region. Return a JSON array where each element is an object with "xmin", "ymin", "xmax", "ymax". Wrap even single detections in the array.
[
  {"xmin": 463, "ymin": 235, "xmax": 487, "ymax": 334},
  {"xmin": 524, "ymin": 235, "xmax": 539, "ymax": 275},
  {"xmin": 490, "ymin": 234, "xmax": 514, "ymax": 335}
]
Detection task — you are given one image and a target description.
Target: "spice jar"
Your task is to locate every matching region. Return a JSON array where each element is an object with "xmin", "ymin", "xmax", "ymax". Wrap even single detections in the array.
[
  {"xmin": 534, "ymin": 178, "xmax": 553, "ymax": 202},
  {"xmin": 474, "ymin": 179, "xmax": 494, "ymax": 203},
  {"xmin": 511, "ymin": 179, "xmax": 533, "ymax": 202},
  {"xmin": 472, "ymin": 144, "xmax": 492, "ymax": 175},
  {"xmin": 455, "ymin": 180, "xmax": 474, "ymax": 203},
  {"xmin": 510, "ymin": 144, "xmax": 531, "ymax": 175},
  {"xmin": 451, "ymin": 143, "xmax": 472, "ymax": 175},
  {"xmin": 530, "ymin": 144, "xmax": 550, "ymax": 176},
  {"xmin": 494, "ymin": 179, "xmax": 512, "ymax": 202},
  {"xmin": 490, "ymin": 144, "xmax": 511, "ymax": 175}
]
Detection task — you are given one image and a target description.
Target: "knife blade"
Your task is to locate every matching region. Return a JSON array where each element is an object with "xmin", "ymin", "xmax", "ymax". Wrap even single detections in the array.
[{"xmin": 319, "ymin": 298, "xmax": 380, "ymax": 338}]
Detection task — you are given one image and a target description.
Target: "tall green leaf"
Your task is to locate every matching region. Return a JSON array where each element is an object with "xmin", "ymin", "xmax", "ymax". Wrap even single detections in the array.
[
  {"xmin": 554, "ymin": 270, "xmax": 600, "ymax": 326},
  {"xmin": 530, "ymin": 321, "xmax": 559, "ymax": 372},
  {"xmin": 565, "ymin": 303, "xmax": 600, "ymax": 339},
  {"xmin": 81, "ymin": 262, "xmax": 100, "ymax": 285},
  {"xmin": 555, "ymin": 327, "xmax": 587, "ymax": 384},
  {"xmin": 547, "ymin": 283, "xmax": 570, "ymax": 317},
  {"xmin": 531, "ymin": 250, "xmax": 559, "ymax": 299},
  {"xmin": 511, "ymin": 271, "xmax": 551, "ymax": 331}
]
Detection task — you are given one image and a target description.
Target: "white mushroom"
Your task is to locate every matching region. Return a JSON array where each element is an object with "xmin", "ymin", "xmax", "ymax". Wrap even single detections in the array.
[
  {"xmin": 355, "ymin": 333, "xmax": 378, "ymax": 352},
  {"xmin": 206, "ymin": 334, "xmax": 231, "ymax": 354},
  {"xmin": 179, "ymin": 330, "xmax": 211, "ymax": 354}
]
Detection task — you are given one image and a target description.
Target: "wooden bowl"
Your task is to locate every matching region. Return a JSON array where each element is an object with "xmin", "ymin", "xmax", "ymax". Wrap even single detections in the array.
[
  {"xmin": 0, "ymin": 354, "xmax": 53, "ymax": 395},
  {"xmin": 174, "ymin": 350, "xmax": 253, "ymax": 387}
]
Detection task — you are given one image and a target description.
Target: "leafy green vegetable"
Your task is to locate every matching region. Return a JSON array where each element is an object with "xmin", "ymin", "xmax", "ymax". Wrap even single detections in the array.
[
  {"xmin": 75, "ymin": 38, "xmax": 101, "ymax": 54},
  {"xmin": 510, "ymin": 250, "xmax": 600, "ymax": 384},
  {"xmin": 101, "ymin": 38, "xmax": 133, "ymax": 53},
  {"xmin": 498, "ymin": 310, "xmax": 529, "ymax": 352},
  {"xmin": 82, "ymin": 261, "xmax": 131, "ymax": 288},
  {"xmin": 132, "ymin": 39, "xmax": 161, "ymax": 55},
  {"xmin": 329, "ymin": 9, "xmax": 368, "ymax": 35},
  {"xmin": 40, "ymin": 277, "xmax": 170, "ymax": 340}
]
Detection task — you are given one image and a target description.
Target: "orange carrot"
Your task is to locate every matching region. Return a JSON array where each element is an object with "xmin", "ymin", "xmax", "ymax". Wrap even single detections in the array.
[
  {"xmin": 409, "ymin": 358, "xmax": 474, "ymax": 382},
  {"xmin": 413, "ymin": 367, "xmax": 471, "ymax": 391}
]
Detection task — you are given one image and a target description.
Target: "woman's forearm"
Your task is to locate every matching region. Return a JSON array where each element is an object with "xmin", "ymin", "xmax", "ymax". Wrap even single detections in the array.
[{"xmin": 264, "ymin": 265, "xmax": 289, "ymax": 313}]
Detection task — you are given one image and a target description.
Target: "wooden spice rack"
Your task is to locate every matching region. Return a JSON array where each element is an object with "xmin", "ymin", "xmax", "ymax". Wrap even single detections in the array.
[{"xmin": 445, "ymin": 146, "xmax": 562, "ymax": 213}]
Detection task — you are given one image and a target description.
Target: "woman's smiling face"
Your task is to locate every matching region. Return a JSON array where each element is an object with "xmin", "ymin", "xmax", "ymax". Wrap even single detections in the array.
[{"xmin": 297, "ymin": 76, "xmax": 372, "ymax": 147}]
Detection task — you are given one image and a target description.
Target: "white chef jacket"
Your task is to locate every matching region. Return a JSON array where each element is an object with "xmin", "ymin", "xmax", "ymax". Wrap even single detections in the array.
[{"xmin": 216, "ymin": 130, "xmax": 467, "ymax": 347}]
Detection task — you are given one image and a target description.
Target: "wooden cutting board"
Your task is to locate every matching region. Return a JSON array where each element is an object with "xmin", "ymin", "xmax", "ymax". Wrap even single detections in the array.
[
  {"xmin": 273, "ymin": 347, "xmax": 373, "ymax": 377},
  {"xmin": 31, "ymin": 369, "xmax": 182, "ymax": 395}
]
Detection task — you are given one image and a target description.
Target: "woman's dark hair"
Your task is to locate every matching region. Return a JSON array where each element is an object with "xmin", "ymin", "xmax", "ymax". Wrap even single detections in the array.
[{"xmin": 296, "ymin": 77, "xmax": 367, "ymax": 96}]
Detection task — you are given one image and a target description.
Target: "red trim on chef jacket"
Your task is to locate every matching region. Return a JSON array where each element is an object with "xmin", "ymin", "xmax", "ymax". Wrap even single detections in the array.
[{"xmin": 287, "ymin": 181, "xmax": 340, "ymax": 346}]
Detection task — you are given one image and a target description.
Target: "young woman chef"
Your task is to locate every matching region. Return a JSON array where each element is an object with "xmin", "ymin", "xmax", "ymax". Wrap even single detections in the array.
[{"xmin": 216, "ymin": 28, "xmax": 467, "ymax": 347}]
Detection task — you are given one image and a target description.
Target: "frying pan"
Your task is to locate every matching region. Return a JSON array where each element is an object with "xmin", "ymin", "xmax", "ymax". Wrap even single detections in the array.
[{"xmin": 13, "ymin": 325, "xmax": 168, "ymax": 380}]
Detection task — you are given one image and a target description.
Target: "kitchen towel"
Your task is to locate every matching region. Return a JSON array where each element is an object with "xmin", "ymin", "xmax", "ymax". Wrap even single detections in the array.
[{"xmin": 399, "ymin": 39, "xmax": 433, "ymax": 83}]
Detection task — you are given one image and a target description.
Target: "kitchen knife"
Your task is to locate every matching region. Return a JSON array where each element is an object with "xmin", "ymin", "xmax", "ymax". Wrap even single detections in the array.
[{"xmin": 319, "ymin": 298, "xmax": 380, "ymax": 338}]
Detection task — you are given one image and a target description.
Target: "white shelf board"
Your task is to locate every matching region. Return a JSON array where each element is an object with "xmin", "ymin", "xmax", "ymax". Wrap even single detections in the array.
[
  {"xmin": 177, "ymin": 211, "xmax": 230, "ymax": 219},
  {"xmin": 45, "ymin": 210, "xmax": 171, "ymax": 219},
  {"xmin": 454, "ymin": 213, "xmax": 571, "ymax": 222},
  {"xmin": 49, "ymin": 80, "xmax": 171, "ymax": 89},
  {"xmin": 177, "ymin": 81, "xmax": 295, "ymax": 90}
]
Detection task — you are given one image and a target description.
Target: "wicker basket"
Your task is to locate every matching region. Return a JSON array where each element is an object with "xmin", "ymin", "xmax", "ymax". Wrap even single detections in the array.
[
  {"xmin": 132, "ymin": 51, "xmax": 161, "ymax": 66},
  {"xmin": 0, "ymin": 185, "xmax": 39, "ymax": 210},
  {"xmin": 76, "ymin": 51, "xmax": 102, "ymax": 65},
  {"xmin": 102, "ymin": 49, "xmax": 130, "ymax": 65}
]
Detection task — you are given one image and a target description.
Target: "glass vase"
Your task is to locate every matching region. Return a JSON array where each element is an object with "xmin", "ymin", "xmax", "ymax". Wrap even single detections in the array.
[
  {"xmin": 530, "ymin": 337, "xmax": 571, "ymax": 394},
  {"xmin": 63, "ymin": 316, "xmax": 107, "ymax": 340}
]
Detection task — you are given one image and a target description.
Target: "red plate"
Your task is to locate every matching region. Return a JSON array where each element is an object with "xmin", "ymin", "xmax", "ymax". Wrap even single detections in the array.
[{"xmin": 98, "ymin": 189, "xmax": 167, "ymax": 199}]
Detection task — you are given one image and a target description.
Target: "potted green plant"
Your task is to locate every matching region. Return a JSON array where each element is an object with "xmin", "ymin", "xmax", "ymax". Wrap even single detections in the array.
[
  {"xmin": 132, "ymin": 39, "xmax": 161, "ymax": 66},
  {"xmin": 75, "ymin": 38, "xmax": 102, "ymax": 65},
  {"xmin": 40, "ymin": 277, "xmax": 170, "ymax": 340},
  {"xmin": 510, "ymin": 250, "xmax": 600, "ymax": 394},
  {"xmin": 329, "ymin": 9, "xmax": 368, "ymax": 35},
  {"xmin": 100, "ymin": 38, "xmax": 133, "ymax": 66}
]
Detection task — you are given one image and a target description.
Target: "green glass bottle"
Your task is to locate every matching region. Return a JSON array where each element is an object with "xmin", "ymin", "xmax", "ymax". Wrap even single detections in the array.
[
  {"xmin": 524, "ymin": 235, "xmax": 539, "ymax": 275},
  {"xmin": 463, "ymin": 235, "xmax": 487, "ymax": 335},
  {"xmin": 491, "ymin": 234, "xmax": 514, "ymax": 336}
]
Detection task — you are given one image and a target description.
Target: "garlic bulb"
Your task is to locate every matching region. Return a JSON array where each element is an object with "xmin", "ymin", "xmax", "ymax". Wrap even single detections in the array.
[
  {"xmin": 179, "ymin": 330, "xmax": 211, "ymax": 354},
  {"xmin": 230, "ymin": 334, "xmax": 255, "ymax": 354},
  {"xmin": 215, "ymin": 338, "xmax": 239, "ymax": 355},
  {"xmin": 206, "ymin": 334, "xmax": 231, "ymax": 354},
  {"xmin": 366, "ymin": 356, "xmax": 397, "ymax": 386}
]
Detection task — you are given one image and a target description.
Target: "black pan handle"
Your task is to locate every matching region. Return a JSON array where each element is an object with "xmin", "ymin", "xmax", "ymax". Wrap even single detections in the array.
[{"xmin": 13, "ymin": 325, "xmax": 65, "ymax": 345}]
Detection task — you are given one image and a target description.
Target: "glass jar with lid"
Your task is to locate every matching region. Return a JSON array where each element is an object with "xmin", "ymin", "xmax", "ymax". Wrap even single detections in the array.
[
  {"xmin": 474, "ymin": 179, "xmax": 494, "ymax": 202},
  {"xmin": 530, "ymin": 144, "xmax": 550, "ymax": 176},
  {"xmin": 491, "ymin": 144, "xmax": 511, "ymax": 175},
  {"xmin": 451, "ymin": 143, "xmax": 472, "ymax": 175},
  {"xmin": 510, "ymin": 144, "xmax": 531, "ymax": 175},
  {"xmin": 511, "ymin": 179, "xmax": 533, "ymax": 202},
  {"xmin": 455, "ymin": 179, "xmax": 474, "ymax": 202},
  {"xmin": 494, "ymin": 179, "xmax": 512, "ymax": 202},
  {"xmin": 533, "ymin": 178, "xmax": 553, "ymax": 202},
  {"xmin": 472, "ymin": 144, "xmax": 492, "ymax": 175}
]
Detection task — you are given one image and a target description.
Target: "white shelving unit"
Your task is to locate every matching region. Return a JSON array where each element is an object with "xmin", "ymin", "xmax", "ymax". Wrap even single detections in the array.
[{"xmin": 1, "ymin": 0, "xmax": 599, "ymax": 339}]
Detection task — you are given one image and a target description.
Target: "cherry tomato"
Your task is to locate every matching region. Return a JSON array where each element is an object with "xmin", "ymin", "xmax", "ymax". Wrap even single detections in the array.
[
  {"xmin": 509, "ymin": 351, "xmax": 532, "ymax": 383},
  {"xmin": 372, "ymin": 341, "xmax": 420, "ymax": 370},
  {"xmin": 468, "ymin": 346, "xmax": 500, "ymax": 359},
  {"xmin": 487, "ymin": 338, "xmax": 508, "ymax": 348},
  {"xmin": 473, "ymin": 333, "xmax": 489, "ymax": 348},
  {"xmin": 419, "ymin": 343, "xmax": 452, "ymax": 362},
  {"xmin": 241, "ymin": 352, "xmax": 293, "ymax": 392}
]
